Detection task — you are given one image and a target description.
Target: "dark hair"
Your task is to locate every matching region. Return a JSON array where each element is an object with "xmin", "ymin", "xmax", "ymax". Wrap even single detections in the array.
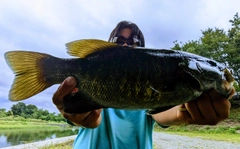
[{"xmin": 108, "ymin": 21, "xmax": 145, "ymax": 47}]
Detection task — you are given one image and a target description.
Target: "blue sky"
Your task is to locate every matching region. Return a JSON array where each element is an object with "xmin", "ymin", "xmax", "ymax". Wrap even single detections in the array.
[{"xmin": 0, "ymin": 0, "xmax": 239, "ymax": 113}]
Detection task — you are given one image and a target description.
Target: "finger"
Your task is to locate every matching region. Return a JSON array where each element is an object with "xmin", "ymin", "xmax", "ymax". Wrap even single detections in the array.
[
  {"xmin": 178, "ymin": 104, "xmax": 188, "ymax": 112},
  {"xmin": 196, "ymin": 92, "xmax": 217, "ymax": 124},
  {"xmin": 81, "ymin": 109, "xmax": 102, "ymax": 128},
  {"xmin": 63, "ymin": 109, "xmax": 102, "ymax": 128},
  {"xmin": 185, "ymin": 100, "xmax": 202, "ymax": 123},
  {"xmin": 56, "ymin": 76, "xmax": 77, "ymax": 98},
  {"xmin": 176, "ymin": 104, "xmax": 191, "ymax": 123},
  {"xmin": 207, "ymin": 89, "xmax": 231, "ymax": 120},
  {"xmin": 52, "ymin": 77, "xmax": 77, "ymax": 109},
  {"xmin": 62, "ymin": 111, "xmax": 91, "ymax": 122}
]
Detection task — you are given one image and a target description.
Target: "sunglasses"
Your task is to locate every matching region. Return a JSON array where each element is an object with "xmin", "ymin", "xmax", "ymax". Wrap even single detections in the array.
[{"xmin": 112, "ymin": 36, "xmax": 141, "ymax": 46}]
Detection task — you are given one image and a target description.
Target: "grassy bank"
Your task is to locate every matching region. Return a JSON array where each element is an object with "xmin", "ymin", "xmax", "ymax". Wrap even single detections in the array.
[
  {"xmin": 155, "ymin": 124, "xmax": 240, "ymax": 143},
  {"xmin": 0, "ymin": 116, "xmax": 68, "ymax": 129},
  {"xmin": 155, "ymin": 106, "xmax": 240, "ymax": 143},
  {"xmin": 40, "ymin": 139, "xmax": 74, "ymax": 149}
]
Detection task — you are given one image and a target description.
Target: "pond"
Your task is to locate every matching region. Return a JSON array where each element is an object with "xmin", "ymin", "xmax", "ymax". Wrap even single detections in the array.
[{"xmin": 0, "ymin": 128, "xmax": 79, "ymax": 148}]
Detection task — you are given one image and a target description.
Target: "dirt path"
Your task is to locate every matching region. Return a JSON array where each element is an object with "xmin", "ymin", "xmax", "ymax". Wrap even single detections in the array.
[{"xmin": 153, "ymin": 132, "xmax": 240, "ymax": 149}]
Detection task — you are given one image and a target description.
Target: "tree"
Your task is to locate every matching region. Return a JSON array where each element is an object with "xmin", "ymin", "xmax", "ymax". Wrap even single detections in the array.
[
  {"xmin": 226, "ymin": 13, "xmax": 240, "ymax": 86},
  {"xmin": 25, "ymin": 104, "xmax": 38, "ymax": 116},
  {"xmin": 0, "ymin": 108, "xmax": 7, "ymax": 117},
  {"xmin": 9, "ymin": 102, "xmax": 64, "ymax": 122},
  {"xmin": 6, "ymin": 110, "xmax": 13, "ymax": 117},
  {"xmin": 200, "ymin": 28, "xmax": 229, "ymax": 64},
  {"xmin": 172, "ymin": 28, "xmax": 229, "ymax": 63},
  {"xmin": 11, "ymin": 102, "xmax": 27, "ymax": 116}
]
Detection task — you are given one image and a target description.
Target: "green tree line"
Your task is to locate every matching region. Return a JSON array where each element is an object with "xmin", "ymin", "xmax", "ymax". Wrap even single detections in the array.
[
  {"xmin": 0, "ymin": 102, "xmax": 65, "ymax": 122},
  {"xmin": 172, "ymin": 12, "xmax": 240, "ymax": 92}
]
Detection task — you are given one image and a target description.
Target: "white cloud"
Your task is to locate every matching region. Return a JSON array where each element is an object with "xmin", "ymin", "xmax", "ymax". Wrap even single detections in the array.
[{"xmin": 198, "ymin": 0, "xmax": 239, "ymax": 29}]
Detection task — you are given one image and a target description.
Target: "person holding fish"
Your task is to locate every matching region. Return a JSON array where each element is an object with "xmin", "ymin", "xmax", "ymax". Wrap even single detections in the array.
[
  {"xmin": 51, "ymin": 21, "xmax": 233, "ymax": 149},
  {"xmin": 5, "ymin": 20, "xmax": 234, "ymax": 149}
]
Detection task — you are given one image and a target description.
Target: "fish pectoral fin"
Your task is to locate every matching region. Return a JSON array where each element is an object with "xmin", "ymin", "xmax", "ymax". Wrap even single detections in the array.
[
  {"xmin": 63, "ymin": 91, "xmax": 105, "ymax": 114},
  {"xmin": 66, "ymin": 39, "xmax": 118, "ymax": 58},
  {"xmin": 150, "ymin": 78, "xmax": 177, "ymax": 93},
  {"xmin": 147, "ymin": 106, "xmax": 174, "ymax": 115}
]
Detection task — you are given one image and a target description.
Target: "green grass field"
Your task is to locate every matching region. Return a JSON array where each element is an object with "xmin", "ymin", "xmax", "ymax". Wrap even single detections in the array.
[
  {"xmin": 0, "ymin": 116, "xmax": 67, "ymax": 129},
  {"xmin": 40, "ymin": 140, "xmax": 74, "ymax": 149}
]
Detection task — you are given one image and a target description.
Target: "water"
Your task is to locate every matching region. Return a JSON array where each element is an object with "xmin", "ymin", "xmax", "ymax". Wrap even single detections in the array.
[{"xmin": 0, "ymin": 128, "xmax": 78, "ymax": 148}]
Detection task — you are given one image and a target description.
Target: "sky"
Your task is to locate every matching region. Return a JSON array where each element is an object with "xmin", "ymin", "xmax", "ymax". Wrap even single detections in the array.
[{"xmin": 0, "ymin": 0, "xmax": 240, "ymax": 113}]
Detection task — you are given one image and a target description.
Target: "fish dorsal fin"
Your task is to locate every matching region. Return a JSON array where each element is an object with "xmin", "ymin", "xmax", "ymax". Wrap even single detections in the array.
[{"xmin": 66, "ymin": 39, "xmax": 118, "ymax": 58}]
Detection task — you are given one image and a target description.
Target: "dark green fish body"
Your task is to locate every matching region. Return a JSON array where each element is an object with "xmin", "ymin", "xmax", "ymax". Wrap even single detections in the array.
[{"xmin": 4, "ymin": 39, "xmax": 235, "ymax": 114}]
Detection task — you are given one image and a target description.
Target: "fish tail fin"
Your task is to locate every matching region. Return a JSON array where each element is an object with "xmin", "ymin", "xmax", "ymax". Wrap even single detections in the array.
[{"xmin": 4, "ymin": 51, "xmax": 53, "ymax": 101}]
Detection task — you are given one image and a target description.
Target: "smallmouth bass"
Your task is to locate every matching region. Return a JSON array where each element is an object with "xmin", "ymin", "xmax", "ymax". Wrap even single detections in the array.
[{"xmin": 4, "ymin": 39, "xmax": 235, "ymax": 114}]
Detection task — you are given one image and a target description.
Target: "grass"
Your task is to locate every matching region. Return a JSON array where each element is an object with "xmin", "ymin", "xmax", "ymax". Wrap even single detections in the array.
[
  {"xmin": 155, "ymin": 126, "xmax": 240, "ymax": 143},
  {"xmin": 228, "ymin": 106, "xmax": 240, "ymax": 121},
  {"xmin": 40, "ymin": 139, "xmax": 74, "ymax": 149},
  {"xmin": 163, "ymin": 131, "xmax": 240, "ymax": 143},
  {"xmin": 0, "ymin": 116, "xmax": 68, "ymax": 129}
]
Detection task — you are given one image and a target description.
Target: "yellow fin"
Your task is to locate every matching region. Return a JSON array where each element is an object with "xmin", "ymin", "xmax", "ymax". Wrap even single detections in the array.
[
  {"xmin": 66, "ymin": 39, "xmax": 117, "ymax": 58},
  {"xmin": 4, "ymin": 51, "xmax": 52, "ymax": 101}
]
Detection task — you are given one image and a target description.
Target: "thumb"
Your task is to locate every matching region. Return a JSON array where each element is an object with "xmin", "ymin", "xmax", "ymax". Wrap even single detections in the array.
[{"xmin": 52, "ymin": 76, "xmax": 77, "ymax": 107}]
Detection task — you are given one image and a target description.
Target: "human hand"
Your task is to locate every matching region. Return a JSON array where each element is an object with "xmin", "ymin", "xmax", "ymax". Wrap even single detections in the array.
[
  {"xmin": 152, "ymin": 88, "xmax": 233, "ymax": 126},
  {"xmin": 176, "ymin": 89, "xmax": 232, "ymax": 125},
  {"xmin": 52, "ymin": 76, "xmax": 102, "ymax": 128}
]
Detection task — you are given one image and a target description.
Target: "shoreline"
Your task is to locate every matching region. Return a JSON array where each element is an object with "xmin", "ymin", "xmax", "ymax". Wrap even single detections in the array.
[
  {"xmin": 1, "ymin": 135, "xmax": 77, "ymax": 149},
  {"xmin": 2, "ymin": 132, "xmax": 240, "ymax": 149}
]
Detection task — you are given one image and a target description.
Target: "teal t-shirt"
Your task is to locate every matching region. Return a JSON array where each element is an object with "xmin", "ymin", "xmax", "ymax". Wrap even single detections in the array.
[{"xmin": 73, "ymin": 108, "xmax": 155, "ymax": 149}]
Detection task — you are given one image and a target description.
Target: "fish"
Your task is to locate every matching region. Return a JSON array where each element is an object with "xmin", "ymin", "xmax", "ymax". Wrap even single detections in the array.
[{"xmin": 4, "ymin": 39, "xmax": 235, "ymax": 114}]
